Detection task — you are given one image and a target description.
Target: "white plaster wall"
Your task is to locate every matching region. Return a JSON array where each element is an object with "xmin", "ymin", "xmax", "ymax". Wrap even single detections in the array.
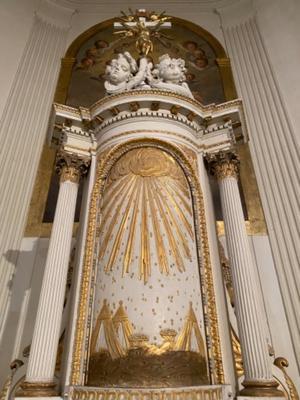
[{"xmin": 65, "ymin": 3, "xmax": 224, "ymax": 51}]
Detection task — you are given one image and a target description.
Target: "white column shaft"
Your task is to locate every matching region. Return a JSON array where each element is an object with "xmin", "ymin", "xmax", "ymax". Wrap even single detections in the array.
[
  {"xmin": 219, "ymin": 176, "xmax": 273, "ymax": 382},
  {"xmin": 0, "ymin": 15, "xmax": 68, "ymax": 341},
  {"xmin": 224, "ymin": 17, "xmax": 300, "ymax": 368},
  {"xmin": 26, "ymin": 179, "xmax": 78, "ymax": 382}
]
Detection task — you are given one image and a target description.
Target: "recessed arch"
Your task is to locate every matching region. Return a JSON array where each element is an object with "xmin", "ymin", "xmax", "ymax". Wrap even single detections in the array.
[{"xmin": 71, "ymin": 137, "xmax": 224, "ymax": 386}]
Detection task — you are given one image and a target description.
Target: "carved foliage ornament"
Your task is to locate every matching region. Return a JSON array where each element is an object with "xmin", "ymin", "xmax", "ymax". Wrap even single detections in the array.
[
  {"xmin": 55, "ymin": 151, "xmax": 90, "ymax": 184},
  {"xmin": 205, "ymin": 151, "xmax": 240, "ymax": 181}
]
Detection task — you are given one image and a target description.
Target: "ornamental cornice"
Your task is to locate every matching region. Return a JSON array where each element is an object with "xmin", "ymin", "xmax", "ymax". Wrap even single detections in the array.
[
  {"xmin": 52, "ymin": 93, "xmax": 245, "ymax": 145},
  {"xmin": 88, "ymin": 90, "xmax": 243, "ymax": 119},
  {"xmin": 53, "ymin": 92, "xmax": 244, "ymax": 121},
  {"xmin": 96, "ymin": 109, "xmax": 202, "ymax": 136}
]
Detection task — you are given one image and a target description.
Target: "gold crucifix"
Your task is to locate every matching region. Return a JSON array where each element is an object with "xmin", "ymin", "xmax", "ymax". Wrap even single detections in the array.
[{"xmin": 113, "ymin": 9, "xmax": 172, "ymax": 56}]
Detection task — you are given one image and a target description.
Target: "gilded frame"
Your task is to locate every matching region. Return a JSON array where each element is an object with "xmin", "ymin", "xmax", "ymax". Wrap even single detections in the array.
[{"xmin": 70, "ymin": 138, "xmax": 224, "ymax": 387}]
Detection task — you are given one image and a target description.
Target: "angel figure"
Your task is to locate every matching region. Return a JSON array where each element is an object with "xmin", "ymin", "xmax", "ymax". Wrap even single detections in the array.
[
  {"xmin": 147, "ymin": 54, "xmax": 194, "ymax": 99},
  {"xmin": 104, "ymin": 52, "xmax": 149, "ymax": 95}
]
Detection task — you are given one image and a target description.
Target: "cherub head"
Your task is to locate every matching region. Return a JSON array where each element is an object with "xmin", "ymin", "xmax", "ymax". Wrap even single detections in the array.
[
  {"xmin": 105, "ymin": 52, "xmax": 137, "ymax": 85},
  {"xmin": 152, "ymin": 54, "xmax": 187, "ymax": 84}
]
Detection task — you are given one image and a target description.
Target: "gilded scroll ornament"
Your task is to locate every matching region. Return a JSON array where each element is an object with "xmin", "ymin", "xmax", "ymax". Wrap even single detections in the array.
[
  {"xmin": 274, "ymin": 357, "xmax": 300, "ymax": 400},
  {"xmin": 231, "ymin": 328, "xmax": 244, "ymax": 378},
  {"xmin": 0, "ymin": 360, "xmax": 23, "ymax": 400}
]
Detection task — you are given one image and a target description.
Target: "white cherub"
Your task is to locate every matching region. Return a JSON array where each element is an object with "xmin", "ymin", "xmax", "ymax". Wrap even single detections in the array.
[
  {"xmin": 104, "ymin": 52, "xmax": 149, "ymax": 95},
  {"xmin": 147, "ymin": 54, "xmax": 194, "ymax": 99}
]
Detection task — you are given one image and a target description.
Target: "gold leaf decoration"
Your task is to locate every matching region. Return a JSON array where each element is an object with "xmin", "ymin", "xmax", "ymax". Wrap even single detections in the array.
[{"xmin": 98, "ymin": 148, "xmax": 194, "ymax": 283}]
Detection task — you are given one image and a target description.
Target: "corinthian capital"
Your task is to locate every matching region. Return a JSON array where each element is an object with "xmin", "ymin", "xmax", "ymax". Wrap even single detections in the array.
[
  {"xmin": 55, "ymin": 151, "xmax": 90, "ymax": 184},
  {"xmin": 205, "ymin": 151, "xmax": 240, "ymax": 181}
]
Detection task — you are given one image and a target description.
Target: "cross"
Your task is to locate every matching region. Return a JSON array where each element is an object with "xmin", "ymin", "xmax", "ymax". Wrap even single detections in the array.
[
  {"xmin": 113, "ymin": 9, "xmax": 172, "ymax": 55},
  {"xmin": 114, "ymin": 10, "xmax": 171, "ymax": 31}
]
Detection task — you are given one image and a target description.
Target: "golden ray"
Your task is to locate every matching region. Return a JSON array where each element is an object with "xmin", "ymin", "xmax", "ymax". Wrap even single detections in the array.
[
  {"xmin": 98, "ymin": 176, "xmax": 137, "ymax": 261},
  {"xmin": 123, "ymin": 177, "xmax": 142, "ymax": 275},
  {"xmin": 154, "ymin": 179, "xmax": 192, "ymax": 260},
  {"xmin": 105, "ymin": 177, "xmax": 141, "ymax": 272},
  {"xmin": 169, "ymin": 176, "xmax": 190, "ymax": 199},
  {"xmin": 97, "ymin": 148, "xmax": 195, "ymax": 279},
  {"xmin": 146, "ymin": 178, "xmax": 169, "ymax": 275},
  {"xmin": 140, "ymin": 179, "xmax": 151, "ymax": 283},
  {"xmin": 165, "ymin": 179, "xmax": 193, "ymax": 217},
  {"xmin": 101, "ymin": 175, "xmax": 132, "ymax": 214},
  {"xmin": 100, "ymin": 175, "xmax": 135, "ymax": 229},
  {"xmin": 157, "ymin": 178, "xmax": 194, "ymax": 240},
  {"xmin": 150, "ymin": 179, "xmax": 185, "ymax": 272}
]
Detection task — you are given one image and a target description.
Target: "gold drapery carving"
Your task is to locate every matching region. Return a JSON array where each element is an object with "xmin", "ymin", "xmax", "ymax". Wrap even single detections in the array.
[
  {"xmin": 70, "ymin": 138, "xmax": 224, "ymax": 386},
  {"xmin": 88, "ymin": 300, "xmax": 208, "ymax": 387}
]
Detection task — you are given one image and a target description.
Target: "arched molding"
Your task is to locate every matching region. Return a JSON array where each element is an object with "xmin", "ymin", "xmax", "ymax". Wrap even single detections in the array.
[{"xmin": 70, "ymin": 137, "xmax": 224, "ymax": 387}]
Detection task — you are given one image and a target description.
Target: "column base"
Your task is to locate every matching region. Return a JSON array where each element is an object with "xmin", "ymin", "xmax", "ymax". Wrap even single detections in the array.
[
  {"xmin": 240, "ymin": 380, "xmax": 284, "ymax": 397},
  {"xmin": 16, "ymin": 381, "xmax": 57, "ymax": 397}
]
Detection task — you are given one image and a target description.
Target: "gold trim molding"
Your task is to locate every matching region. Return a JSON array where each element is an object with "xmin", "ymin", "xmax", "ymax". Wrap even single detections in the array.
[
  {"xmin": 240, "ymin": 380, "xmax": 284, "ymax": 398},
  {"xmin": 70, "ymin": 138, "xmax": 224, "ymax": 386},
  {"xmin": 69, "ymin": 385, "xmax": 224, "ymax": 400},
  {"xmin": 17, "ymin": 381, "xmax": 57, "ymax": 397}
]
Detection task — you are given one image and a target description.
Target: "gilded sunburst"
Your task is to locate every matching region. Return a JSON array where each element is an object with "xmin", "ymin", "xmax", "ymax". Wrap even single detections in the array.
[{"xmin": 98, "ymin": 147, "xmax": 194, "ymax": 283}]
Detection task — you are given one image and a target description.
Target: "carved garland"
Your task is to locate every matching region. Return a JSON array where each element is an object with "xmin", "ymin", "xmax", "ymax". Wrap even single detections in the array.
[{"xmin": 70, "ymin": 138, "xmax": 224, "ymax": 386}]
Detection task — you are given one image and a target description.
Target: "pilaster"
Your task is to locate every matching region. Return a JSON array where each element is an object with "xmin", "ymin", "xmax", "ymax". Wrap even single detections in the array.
[
  {"xmin": 218, "ymin": 0, "xmax": 300, "ymax": 370},
  {"xmin": 0, "ymin": 0, "xmax": 75, "ymax": 343}
]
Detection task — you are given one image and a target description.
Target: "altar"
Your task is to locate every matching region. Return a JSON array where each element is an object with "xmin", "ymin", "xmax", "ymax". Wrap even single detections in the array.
[{"xmin": 11, "ymin": 8, "xmax": 290, "ymax": 400}]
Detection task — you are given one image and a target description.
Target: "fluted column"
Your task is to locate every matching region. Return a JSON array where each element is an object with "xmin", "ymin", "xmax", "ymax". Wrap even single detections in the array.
[
  {"xmin": 18, "ymin": 152, "xmax": 90, "ymax": 397},
  {"xmin": 207, "ymin": 152, "xmax": 283, "ymax": 397},
  {"xmin": 0, "ymin": 2, "xmax": 74, "ymax": 342},
  {"xmin": 220, "ymin": 8, "xmax": 300, "ymax": 369}
]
